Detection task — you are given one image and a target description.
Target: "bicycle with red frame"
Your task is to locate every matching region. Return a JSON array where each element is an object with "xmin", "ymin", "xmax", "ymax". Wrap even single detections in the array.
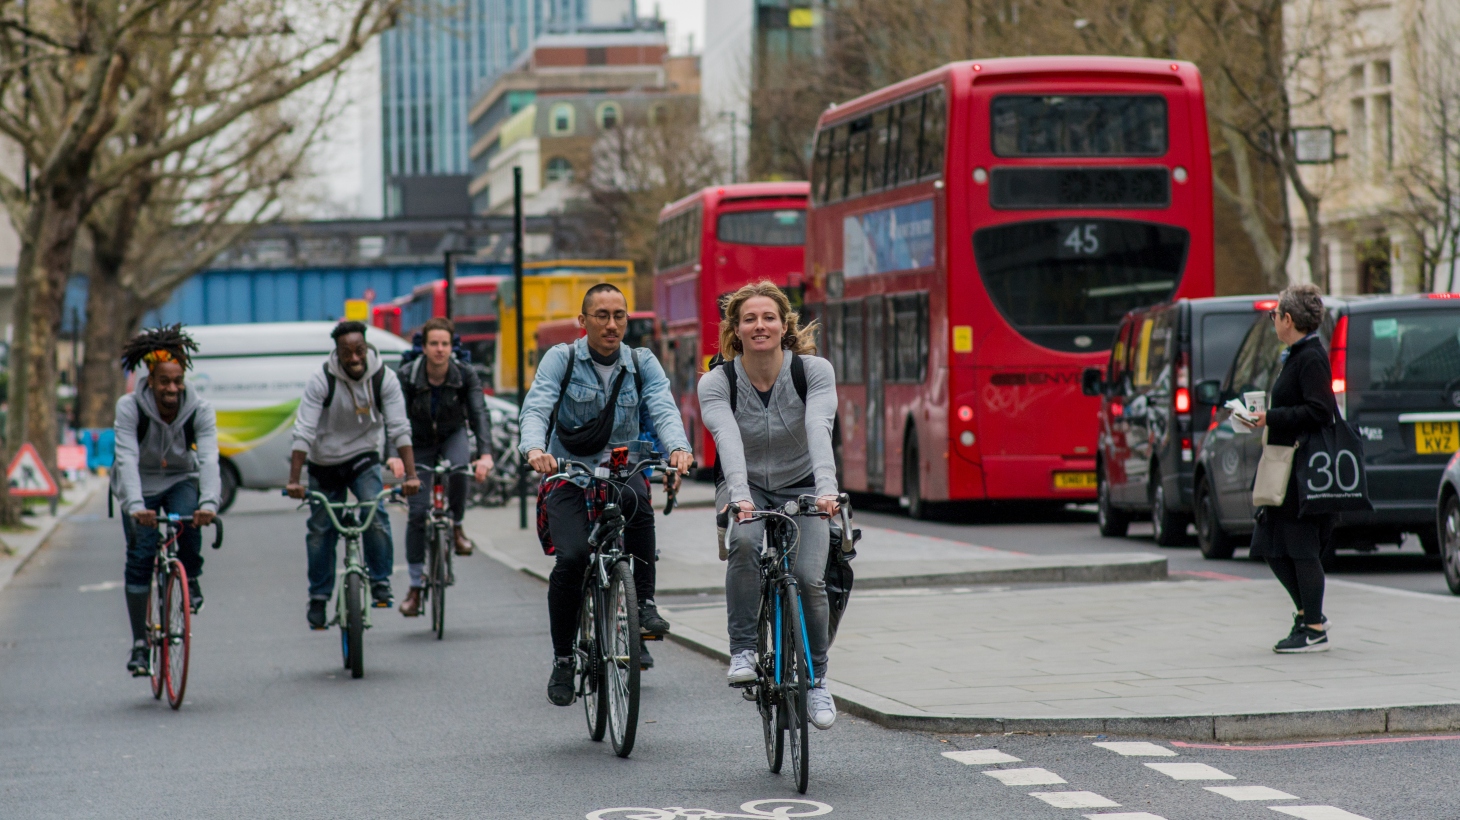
[{"xmin": 144, "ymin": 513, "xmax": 223, "ymax": 709}]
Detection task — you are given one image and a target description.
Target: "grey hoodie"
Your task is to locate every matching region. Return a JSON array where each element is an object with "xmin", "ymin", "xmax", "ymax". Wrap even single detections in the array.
[
  {"xmin": 112, "ymin": 381, "xmax": 222, "ymax": 515},
  {"xmin": 291, "ymin": 348, "xmax": 412, "ymax": 466}
]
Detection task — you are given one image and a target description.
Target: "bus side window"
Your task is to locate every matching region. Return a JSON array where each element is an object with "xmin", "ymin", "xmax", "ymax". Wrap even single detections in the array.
[
  {"xmin": 846, "ymin": 116, "xmax": 870, "ymax": 200},
  {"xmin": 843, "ymin": 300, "xmax": 866, "ymax": 384},
  {"xmin": 896, "ymin": 95, "xmax": 924, "ymax": 187},
  {"xmin": 888, "ymin": 293, "xmax": 928, "ymax": 383},
  {"xmin": 919, "ymin": 87, "xmax": 946, "ymax": 178},
  {"xmin": 824, "ymin": 301, "xmax": 845, "ymax": 380},
  {"xmin": 812, "ymin": 129, "xmax": 832, "ymax": 204},
  {"xmin": 827, "ymin": 124, "xmax": 848, "ymax": 202},
  {"xmin": 867, "ymin": 108, "xmax": 891, "ymax": 194}
]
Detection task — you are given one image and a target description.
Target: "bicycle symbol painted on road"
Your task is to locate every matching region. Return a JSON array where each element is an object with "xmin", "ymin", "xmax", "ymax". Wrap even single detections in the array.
[{"xmin": 587, "ymin": 799, "xmax": 833, "ymax": 819}]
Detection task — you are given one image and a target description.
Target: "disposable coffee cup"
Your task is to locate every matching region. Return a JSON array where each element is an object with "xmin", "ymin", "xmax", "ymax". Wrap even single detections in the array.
[{"xmin": 1243, "ymin": 391, "xmax": 1267, "ymax": 415}]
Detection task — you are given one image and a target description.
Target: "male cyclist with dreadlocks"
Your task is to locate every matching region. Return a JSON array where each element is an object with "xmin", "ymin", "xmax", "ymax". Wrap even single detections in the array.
[{"xmin": 114, "ymin": 325, "xmax": 221, "ymax": 677}]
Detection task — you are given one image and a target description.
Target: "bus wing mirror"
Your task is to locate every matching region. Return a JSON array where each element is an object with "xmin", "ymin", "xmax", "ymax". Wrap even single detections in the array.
[
  {"xmin": 1081, "ymin": 367, "xmax": 1105, "ymax": 397},
  {"xmin": 1194, "ymin": 380, "xmax": 1222, "ymax": 406}
]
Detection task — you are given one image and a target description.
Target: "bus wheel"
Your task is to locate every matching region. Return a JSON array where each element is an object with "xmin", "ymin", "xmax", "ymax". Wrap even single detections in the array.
[{"xmin": 903, "ymin": 439, "xmax": 927, "ymax": 520}]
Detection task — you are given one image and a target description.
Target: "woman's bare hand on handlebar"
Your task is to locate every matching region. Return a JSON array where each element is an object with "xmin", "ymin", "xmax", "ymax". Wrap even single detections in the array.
[
  {"xmin": 527, "ymin": 449, "xmax": 557, "ymax": 475},
  {"xmin": 722, "ymin": 499, "xmax": 754, "ymax": 522}
]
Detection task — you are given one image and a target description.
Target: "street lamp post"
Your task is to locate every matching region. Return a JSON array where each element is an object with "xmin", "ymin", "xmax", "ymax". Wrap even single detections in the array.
[{"xmin": 718, "ymin": 110, "xmax": 739, "ymax": 184}]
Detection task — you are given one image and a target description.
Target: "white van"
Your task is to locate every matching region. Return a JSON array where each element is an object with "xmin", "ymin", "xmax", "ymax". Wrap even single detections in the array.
[{"xmin": 183, "ymin": 322, "xmax": 412, "ymax": 510}]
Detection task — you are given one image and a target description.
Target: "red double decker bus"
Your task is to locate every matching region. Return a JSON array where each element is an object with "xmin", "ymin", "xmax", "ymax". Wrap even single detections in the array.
[
  {"xmin": 393, "ymin": 276, "xmax": 504, "ymax": 387},
  {"xmin": 803, "ymin": 56, "xmax": 1214, "ymax": 514},
  {"xmin": 654, "ymin": 182, "xmax": 810, "ymax": 470}
]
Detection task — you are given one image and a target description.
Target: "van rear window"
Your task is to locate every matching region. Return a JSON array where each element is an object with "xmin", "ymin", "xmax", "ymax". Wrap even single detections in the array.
[
  {"xmin": 1199, "ymin": 312, "xmax": 1260, "ymax": 381},
  {"xmin": 1353, "ymin": 311, "xmax": 1460, "ymax": 391}
]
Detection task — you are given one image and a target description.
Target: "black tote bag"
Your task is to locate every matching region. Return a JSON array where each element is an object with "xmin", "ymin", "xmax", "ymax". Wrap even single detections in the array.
[{"xmin": 1295, "ymin": 419, "xmax": 1373, "ymax": 517}]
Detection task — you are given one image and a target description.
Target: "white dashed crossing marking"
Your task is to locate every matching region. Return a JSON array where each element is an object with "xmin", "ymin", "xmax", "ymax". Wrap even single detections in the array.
[
  {"xmin": 1083, "ymin": 814, "xmax": 1169, "ymax": 820},
  {"xmin": 942, "ymin": 749, "xmax": 1021, "ymax": 765},
  {"xmin": 1205, "ymin": 785, "xmax": 1299, "ymax": 801},
  {"xmin": 983, "ymin": 767, "xmax": 1067, "ymax": 786},
  {"xmin": 1093, "ymin": 741, "xmax": 1177, "ymax": 757},
  {"xmin": 1269, "ymin": 807, "xmax": 1372, "ymax": 820},
  {"xmin": 1029, "ymin": 791, "xmax": 1120, "ymax": 809},
  {"xmin": 1143, "ymin": 762, "xmax": 1236, "ymax": 780}
]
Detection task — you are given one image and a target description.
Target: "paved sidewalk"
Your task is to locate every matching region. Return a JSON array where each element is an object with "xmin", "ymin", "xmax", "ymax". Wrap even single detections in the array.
[
  {"xmin": 0, "ymin": 475, "xmax": 102, "ymax": 589},
  {"xmin": 464, "ymin": 485, "xmax": 1164, "ymax": 595}
]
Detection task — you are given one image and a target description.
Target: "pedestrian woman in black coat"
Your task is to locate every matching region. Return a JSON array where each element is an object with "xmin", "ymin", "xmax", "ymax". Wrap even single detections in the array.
[{"xmin": 1249, "ymin": 282, "xmax": 1338, "ymax": 653}]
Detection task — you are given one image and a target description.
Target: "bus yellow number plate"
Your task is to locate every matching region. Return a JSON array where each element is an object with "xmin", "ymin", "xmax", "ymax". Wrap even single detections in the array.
[
  {"xmin": 1053, "ymin": 471, "xmax": 1097, "ymax": 490},
  {"xmin": 1415, "ymin": 421, "xmax": 1459, "ymax": 454},
  {"xmin": 953, "ymin": 326, "xmax": 973, "ymax": 353}
]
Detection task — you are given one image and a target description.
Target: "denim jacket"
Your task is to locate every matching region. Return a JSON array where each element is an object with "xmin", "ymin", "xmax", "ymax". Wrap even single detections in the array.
[{"xmin": 518, "ymin": 336, "xmax": 690, "ymax": 462}]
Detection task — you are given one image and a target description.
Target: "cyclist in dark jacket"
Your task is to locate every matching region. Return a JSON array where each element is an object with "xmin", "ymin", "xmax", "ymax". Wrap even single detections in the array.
[{"xmin": 396, "ymin": 317, "xmax": 495, "ymax": 617}]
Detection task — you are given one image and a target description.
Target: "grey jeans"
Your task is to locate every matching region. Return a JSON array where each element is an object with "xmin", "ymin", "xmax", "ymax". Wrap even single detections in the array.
[{"xmin": 718, "ymin": 482, "xmax": 830, "ymax": 678}]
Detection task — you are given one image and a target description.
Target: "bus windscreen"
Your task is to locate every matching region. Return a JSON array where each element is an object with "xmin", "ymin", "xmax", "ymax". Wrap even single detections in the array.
[
  {"xmin": 992, "ymin": 95, "xmax": 1167, "ymax": 156},
  {"xmin": 973, "ymin": 219, "xmax": 1187, "ymax": 352},
  {"xmin": 717, "ymin": 210, "xmax": 806, "ymax": 246}
]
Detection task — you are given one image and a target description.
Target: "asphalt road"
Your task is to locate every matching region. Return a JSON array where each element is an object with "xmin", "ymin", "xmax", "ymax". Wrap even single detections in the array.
[{"xmin": 0, "ymin": 489, "xmax": 1455, "ymax": 820}]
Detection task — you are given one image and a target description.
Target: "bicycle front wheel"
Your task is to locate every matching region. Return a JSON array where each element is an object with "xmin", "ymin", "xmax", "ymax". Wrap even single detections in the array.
[
  {"xmin": 163, "ymin": 562, "xmax": 192, "ymax": 709},
  {"xmin": 757, "ymin": 596, "xmax": 782, "ymax": 773},
  {"xmin": 345, "ymin": 572, "xmax": 365, "ymax": 679},
  {"xmin": 780, "ymin": 585, "xmax": 810, "ymax": 794},
  {"xmin": 580, "ymin": 584, "xmax": 607, "ymax": 741},
  {"xmin": 148, "ymin": 568, "xmax": 165, "ymax": 700},
  {"xmin": 604, "ymin": 560, "xmax": 641, "ymax": 758},
  {"xmin": 431, "ymin": 524, "xmax": 449, "ymax": 640}
]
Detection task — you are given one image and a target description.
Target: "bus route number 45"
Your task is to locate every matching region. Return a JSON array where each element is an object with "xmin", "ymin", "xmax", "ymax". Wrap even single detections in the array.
[{"xmin": 1061, "ymin": 223, "xmax": 1101, "ymax": 257}]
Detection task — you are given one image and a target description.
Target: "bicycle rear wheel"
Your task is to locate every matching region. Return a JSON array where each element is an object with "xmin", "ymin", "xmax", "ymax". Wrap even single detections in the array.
[
  {"xmin": 580, "ymin": 584, "xmax": 607, "ymax": 741},
  {"xmin": 431, "ymin": 524, "xmax": 449, "ymax": 640},
  {"xmin": 604, "ymin": 560, "xmax": 640, "ymax": 758},
  {"xmin": 163, "ymin": 562, "xmax": 192, "ymax": 709},
  {"xmin": 757, "ymin": 596, "xmax": 782, "ymax": 773},
  {"xmin": 780, "ymin": 585, "xmax": 810, "ymax": 794},
  {"xmin": 345, "ymin": 572, "xmax": 365, "ymax": 679},
  {"xmin": 148, "ymin": 568, "xmax": 165, "ymax": 700}
]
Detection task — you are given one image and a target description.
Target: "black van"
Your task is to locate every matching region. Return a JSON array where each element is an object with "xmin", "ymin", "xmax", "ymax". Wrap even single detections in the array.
[
  {"xmin": 1192, "ymin": 293, "xmax": 1460, "ymax": 562},
  {"xmin": 1082, "ymin": 296, "xmax": 1277, "ymax": 545}
]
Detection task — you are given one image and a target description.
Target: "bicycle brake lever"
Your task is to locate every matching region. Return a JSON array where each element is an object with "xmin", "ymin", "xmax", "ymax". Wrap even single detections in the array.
[{"xmin": 211, "ymin": 518, "xmax": 224, "ymax": 550}]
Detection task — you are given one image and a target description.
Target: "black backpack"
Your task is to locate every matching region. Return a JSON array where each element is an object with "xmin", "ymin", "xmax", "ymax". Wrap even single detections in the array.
[
  {"xmin": 322, "ymin": 363, "xmax": 386, "ymax": 413},
  {"xmin": 710, "ymin": 353, "xmax": 807, "ymax": 483}
]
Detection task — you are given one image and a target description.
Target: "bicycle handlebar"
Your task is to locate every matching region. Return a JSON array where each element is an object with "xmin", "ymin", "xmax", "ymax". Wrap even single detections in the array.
[
  {"xmin": 282, "ymin": 488, "xmax": 400, "ymax": 536},
  {"xmin": 716, "ymin": 493, "xmax": 852, "ymax": 558},
  {"xmin": 153, "ymin": 514, "xmax": 225, "ymax": 550},
  {"xmin": 543, "ymin": 456, "xmax": 687, "ymax": 516}
]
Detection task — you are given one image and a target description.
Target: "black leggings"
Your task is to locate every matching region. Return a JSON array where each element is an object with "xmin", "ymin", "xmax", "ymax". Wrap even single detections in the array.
[{"xmin": 1267, "ymin": 556, "xmax": 1324, "ymax": 626}]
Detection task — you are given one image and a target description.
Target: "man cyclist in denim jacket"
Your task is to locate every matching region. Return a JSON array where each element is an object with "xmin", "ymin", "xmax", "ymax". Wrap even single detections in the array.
[{"xmin": 519, "ymin": 283, "xmax": 693, "ymax": 706}]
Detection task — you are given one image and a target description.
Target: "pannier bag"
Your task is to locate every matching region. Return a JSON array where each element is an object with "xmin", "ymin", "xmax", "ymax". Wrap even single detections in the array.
[
  {"xmin": 1296, "ymin": 420, "xmax": 1373, "ymax": 517},
  {"xmin": 825, "ymin": 518, "xmax": 861, "ymax": 645}
]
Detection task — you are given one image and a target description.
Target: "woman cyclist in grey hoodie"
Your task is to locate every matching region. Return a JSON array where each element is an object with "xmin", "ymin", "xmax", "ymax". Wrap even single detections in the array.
[{"xmin": 698, "ymin": 281, "xmax": 841, "ymax": 730}]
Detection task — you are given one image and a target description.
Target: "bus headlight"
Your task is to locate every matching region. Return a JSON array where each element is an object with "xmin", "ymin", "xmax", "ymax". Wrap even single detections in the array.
[
  {"xmin": 1172, "ymin": 166, "xmax": 1188, "ymax": 184},
  {"xmin": 959, "ymin": 431, "xmax": 976, "ymax": 447}
]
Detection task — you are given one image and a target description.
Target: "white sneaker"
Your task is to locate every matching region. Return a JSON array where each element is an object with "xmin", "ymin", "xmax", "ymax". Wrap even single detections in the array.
[
  {"xmin": 727, "ymin": 650, "xmax": 757, "ymax": 685},
  {"xmin": 809, "ymin": 682, "xmax": 836, "ymax": 729}
]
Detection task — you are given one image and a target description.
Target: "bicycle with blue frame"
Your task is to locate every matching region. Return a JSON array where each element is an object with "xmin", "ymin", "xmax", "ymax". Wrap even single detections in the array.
[
  {"xmin": 542, "ymin": 449, "xmax": 679, "ymax": 759},
  {"xmin": 718, "ymin": 493, "xmax": 852, "ymax": 794},
  {"xmin": 288, "ymin": 487, "xmax": 398, "ymax": 678}
]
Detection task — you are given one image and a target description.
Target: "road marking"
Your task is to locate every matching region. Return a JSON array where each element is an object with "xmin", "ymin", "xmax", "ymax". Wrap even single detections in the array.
[
  {"xmin": 1082, "ymin": 814, "xmax": 1169, "ymax": 820},
  {"xmin": 1030, "ymin": 791, "xmax": 1120, "ymax": 808},
  {"xmin": 1144, "ymin": 762, "xmax": 1235, "ymax": 780},
  {"xmin": 1169, "ymin": 570, "xmax": 1254, "ymax": 581},
  {"xmin": 942, "ymin": 749, "xmax": 1021, "ymax": 765},
  {"xmin": 1093, "ymin": 741, "xmax": 1177, "ymax": 756},
  {"xmin": 1173, "ymin": 734, "xmax": 1460, "ymax": 751},
  {"xmin": 1206, "ymin": 786, "xmax": 1298, "ymax": 801},
  {"xmin": 586, "ymin": 799, "xmax": 833, "ymax": 819},
  {"xmin": 78, "ymin": 581, "xmax": 123, "ymax": 592},
  {"xmin": 1269, "ymin": 807, "xmax": 1372, "ymax": 820},
  {"xmin": 983, "ymin": 767, "xmax": 1067, "ymax": 786}
]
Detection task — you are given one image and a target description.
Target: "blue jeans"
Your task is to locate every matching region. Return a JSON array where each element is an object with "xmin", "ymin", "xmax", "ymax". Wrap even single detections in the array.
[
  {"xmin": 306, "ymin": 465, "xmax": 393, "ymax": 600},
  {"xmin": 123, "ymin": 481, "xmax": 202, "ymax": 595}
]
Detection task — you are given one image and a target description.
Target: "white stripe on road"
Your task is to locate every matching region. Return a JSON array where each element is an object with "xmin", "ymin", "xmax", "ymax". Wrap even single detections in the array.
[
  {"xmin": 1270, "ymin": 807, "xmax": 1372, "ymax": 820},
  {"xmin": 942, "ymin": 749, "xmax": 1022, "ymax": 765},
  {"xmin": 1082, "ymin": 814, "xmax": 1169, "ymax": 820},
  {"xmin": 1144, "ymin": 762, "xmax": 1235, "ymax": 780},
  {"xmin": 983, "ymin": 768, "xmax": 1067, "ymax": 786},
  {"xmin": 1093, "ymin": 741, "xmax": 1177, "ymax": 756},
  {"xmin": 1206, "ymin": 785, "xmax": 1298, "ymax": 801},
  {"xmin": 1030, "ymin": 791, "xmax": 1120, "ymax": 808},
  {"xmin": 78, "ymin": 581, "xmax": 123, "ymax": 592}
]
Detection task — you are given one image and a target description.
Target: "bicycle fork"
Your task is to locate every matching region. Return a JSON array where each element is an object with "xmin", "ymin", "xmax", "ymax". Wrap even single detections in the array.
[{"xmin": 333, "ymin": 538, "xmax": 374, "ymax": 630}]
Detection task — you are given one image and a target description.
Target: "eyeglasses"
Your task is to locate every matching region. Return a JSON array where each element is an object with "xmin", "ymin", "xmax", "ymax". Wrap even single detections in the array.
[
  {"xmin": 588, "ymin": 310, "xmax": 628, "ymax": 323},
  {"xmin": 1268, "ymin": 308, "xmax": 1279, "ymax": 319}
]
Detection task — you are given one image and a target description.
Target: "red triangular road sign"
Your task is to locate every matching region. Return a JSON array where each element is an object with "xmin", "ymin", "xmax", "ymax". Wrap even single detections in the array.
[{"xmin": 7, "ymin": 443, "xmax": 58, "ymax": 497}]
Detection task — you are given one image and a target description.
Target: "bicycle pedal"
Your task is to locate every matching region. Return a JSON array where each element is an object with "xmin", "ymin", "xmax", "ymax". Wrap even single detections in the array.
[
  {"xmin": 741, "ymin": 687, "xmax": 758, "ymax": 702},
  {"xmin": 310, "ymin": 624, "xmax": 329, "ymax": 631},
  {"xmin": 640, "ymin": 633, "xmax": 664, "ymax": 641}
]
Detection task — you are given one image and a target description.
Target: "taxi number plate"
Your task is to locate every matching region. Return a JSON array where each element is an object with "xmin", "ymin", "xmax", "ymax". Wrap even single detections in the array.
[
  {"xmin": 1415, "ymin": 421, "xmax": 1459, "ymax": 454},
  {"xmin": 1053, "ymin": 471, "xmax": 1097, "ymax": 490}
]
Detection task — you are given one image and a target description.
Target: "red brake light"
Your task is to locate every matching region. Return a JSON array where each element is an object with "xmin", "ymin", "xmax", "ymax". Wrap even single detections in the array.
[
  {"xmin": 1426, "ymin": 292, "xmax": 1460, "ymax": 299},
  {"xmin": 1175, "ymin": 387, "xmax": 1191, "ymax": 414},
  {"xmin": 1329, "ymin": 315, "xmax": 1348, "ymax": 395},
  {"xmin": 957, "ymin": 405, "xmax": 974, "ymax": 422},
  {"xmin": 1253, "ymin": 299, "xmax": 1278, "ymax": 311}
]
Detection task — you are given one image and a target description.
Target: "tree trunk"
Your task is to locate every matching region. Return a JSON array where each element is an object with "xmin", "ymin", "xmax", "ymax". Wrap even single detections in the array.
[{"xmin": 77, "ymin": 269, "xmax": 143, "ymax": 428}]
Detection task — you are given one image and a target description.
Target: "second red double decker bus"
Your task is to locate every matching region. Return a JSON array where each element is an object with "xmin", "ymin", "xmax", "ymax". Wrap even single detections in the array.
[
  {"xmin": 654, "ymin": 182, "xmax": 810, "ymax": 470},
  {"xmin": 803, "ymin": 56, "xmax": 1215, "ymax": 515}
]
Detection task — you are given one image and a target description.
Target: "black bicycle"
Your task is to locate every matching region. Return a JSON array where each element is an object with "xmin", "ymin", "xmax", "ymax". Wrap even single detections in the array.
[
  {"xmin": 542, "ymin": 449, "xmax": 679, "ymax": 758},
  {"xmin": 420, "ymin": 458, "xmax": 472, "ymax": 640},
  {"xmin": 719, "ymin": 493, "xmax": 851, "ymax": 794}
]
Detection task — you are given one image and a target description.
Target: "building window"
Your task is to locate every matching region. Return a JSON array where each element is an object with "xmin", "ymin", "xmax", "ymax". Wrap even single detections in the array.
[
  {"xmin": 550, "ymin": 103, "xmax": 575, "ymax": 135},
  {"xmin": 1349, "ymin": 59, "xmax": 1394, "ymax": 175},
  {"xmin": 545, "ymin": 157, "xmax": 573, "ymax": 182},
  {"xmin": 597, "ymin": 102, "xmax": 621, "ymax": 130}
]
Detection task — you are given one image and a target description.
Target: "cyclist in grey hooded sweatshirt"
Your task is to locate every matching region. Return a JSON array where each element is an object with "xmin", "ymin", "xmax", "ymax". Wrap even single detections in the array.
[{"xmin": 114, "ymin": 326, "xmax": 221, "ymax": 676}]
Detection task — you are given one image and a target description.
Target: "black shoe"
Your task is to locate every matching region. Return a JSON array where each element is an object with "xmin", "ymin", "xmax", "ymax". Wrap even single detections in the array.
[
  {"xmin": 307, "ymin": 599, "xmax": 328, "ymax": 630},
  {"xmin": 639, "ymin": 600, "xmax": 670, "ymax": 636},
  {"xmin": 127, "ymin": 642, "xmax": 150, "ymax": 677},
  {"xmin": 640, "ymin": 639, "xmax": 654, "ymax": 671},
  {"xmin": 1274, "ymin": 624, "xmax": 1329, "ymax": 653},
  {"xmin": 547, "ymin": 657, "xmax": 575, "ymax": 706},
  {"xmin": 371, "ymin": 582, "xmax": 393, "ymax": 608},
  {"xmin": 187, "ymin": 578, "xmax": 204, "ymax": 614}
]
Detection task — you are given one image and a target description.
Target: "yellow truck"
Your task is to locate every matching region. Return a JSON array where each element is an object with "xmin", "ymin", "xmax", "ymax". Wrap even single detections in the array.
[{"xmin": 495, "ymin": 260, "xmax": 635, "ymax": 393}]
